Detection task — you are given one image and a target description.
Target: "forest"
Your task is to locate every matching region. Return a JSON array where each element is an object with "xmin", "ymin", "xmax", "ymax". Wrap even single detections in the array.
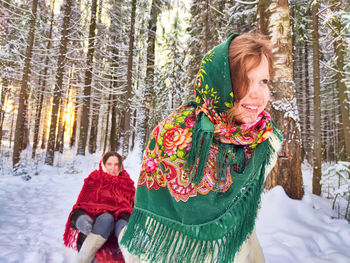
[{"xmin": 0, "ymin": 0, "xmax": 349, "ymax": 220}]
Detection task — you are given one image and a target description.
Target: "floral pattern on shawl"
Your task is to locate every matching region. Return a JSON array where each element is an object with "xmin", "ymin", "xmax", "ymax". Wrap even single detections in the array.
[{"xmin": 138, "ymin": 105, "xmax": 233, "ymax": 202}]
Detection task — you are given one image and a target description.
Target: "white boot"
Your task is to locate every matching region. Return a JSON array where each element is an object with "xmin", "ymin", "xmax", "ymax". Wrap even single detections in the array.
[
  {"xmin": 118, "ymin": 226, "xmax": 142, "ymax": 263},
  {"xmin": 77, "ymin": 232, "xmax": 107, "ymax": 263}
]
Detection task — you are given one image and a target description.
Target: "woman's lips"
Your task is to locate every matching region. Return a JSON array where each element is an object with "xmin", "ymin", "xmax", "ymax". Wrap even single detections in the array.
[{"xmin": 241, "ymin": 104, "xmax": 259, "ymax": 113}]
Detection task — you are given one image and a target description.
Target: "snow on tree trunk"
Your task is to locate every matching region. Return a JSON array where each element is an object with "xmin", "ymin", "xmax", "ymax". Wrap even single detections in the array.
[
  {"xmin": 258, "ymin": 0, "xmax": 304, "ymax": 199},
  {"xmin": 13, "ymin": 0, "xmax": 39, "ymax": 167}
]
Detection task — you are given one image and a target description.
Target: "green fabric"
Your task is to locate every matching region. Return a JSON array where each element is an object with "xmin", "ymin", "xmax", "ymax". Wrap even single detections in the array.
[
  {"xmin": 194, "ymin": 34, "xmax": 238, "ymax": 113},
  {"xmin": 121, "ymin": 34, "xmax": 282, "ymax": 263}
]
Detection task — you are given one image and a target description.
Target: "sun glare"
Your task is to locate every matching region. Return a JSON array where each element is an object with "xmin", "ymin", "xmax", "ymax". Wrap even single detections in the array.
[{"xmin": 63, "ymin": 101, "xmax": 75, "ymax": 142}]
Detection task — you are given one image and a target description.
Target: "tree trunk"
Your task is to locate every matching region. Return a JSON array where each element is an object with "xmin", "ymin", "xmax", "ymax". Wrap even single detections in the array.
[
  {"xmin": 137, "ymin": 0, "xmax": 159, "ymax": 154},
  {"xmin": 70, "ymin": 99, "xmax": 78, "ymax": 148},
  {"xmin": 32, "ymin": 0, "xmax": 56, "ymax": 159},
  {"xmin": 332, "ymin": 2, "xmax": 350, "ymax": 162},
  {"xmin": 55, "ymin": 98, "xmax": 64, "ymax": 151},
  {"xmin": 32, "ymin": 89, "xmax": 44, "ymax": 158},
  {"xmin": 45, "ymin": 0, "xmax": 73, "ymax": 165},
  {"xmin": 0, "ymin": 78, "xmax": 9, "ymax": 146},
  {"xmin": 304, "ymin": 41, "xmax": 312, "ymax": 164},
  {"xmin": 121, "ymin": 0, "xmax": 137, "ymax": 157},
  {"xmin": 103, "ymin": 93, "xmax": 112, "ymax": 152},
  {"xmin": 258, "ymin": 0, "xmax": 304, "ymax": 200},
  {"xmin": 40, "ymin": 104, "xmax": 48, "ymax": 150},
  {"xmin": 110, "ymin": 95, "xmax": 118, "ymax": 151},
  {"xmin": 9, "ymin": 108, "xmax": 15, "ymax": 148},
  {"xmin": 311, "ymin": 0, "xmax": 322, "ymax": 195},
  {"xmin": 295, "ymin": 45, "xmax": 306, "ymax": 161},
  {"xmin": 332, "ymin": 87, "xmax": 338, "ymax": 162},
  {"xmin": 77, "ymin": 0, "xmax": 98, "ymax": 155},
  {"xmin": 55, "ymin": 80, "xmax": 72, "ymax": 153},
  {"xmin": 13, "ymin": 0, "xmax": 39, "ymax": 167},
  {"xmin": 88, "ymin": 98, "xmax": 100, "ymax": 154},
  {"xmin": 131, "ymin": 109, "xmax": 137, "ymax": 151},
  {"xmin": 58, "ymin": 120, "xmax": 66, "ymax": 153}
]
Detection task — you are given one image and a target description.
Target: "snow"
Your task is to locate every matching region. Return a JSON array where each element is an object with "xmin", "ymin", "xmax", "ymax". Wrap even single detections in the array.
[
  {"xmin": 0, "ymin": 149, "xmax": 349, "ymax": 263},
  {"xmin": 257, "ymin": 186, "xmax": 350, "ymax": 263}
]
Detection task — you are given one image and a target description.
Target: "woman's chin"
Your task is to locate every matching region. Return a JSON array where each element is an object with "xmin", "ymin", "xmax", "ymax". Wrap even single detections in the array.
[{"xmin": 237, "ymin": 115, "xmax": 257, "ymax": 124}]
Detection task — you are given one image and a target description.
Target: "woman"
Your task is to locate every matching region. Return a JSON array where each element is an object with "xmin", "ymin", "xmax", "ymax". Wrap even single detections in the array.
[
  {"xmin": 120, "ymin": 33, "xmax": 283, "ymax": 263},
  {"xmin": 63, "ymin": 151, "xmax": 135, "ymax": 263}
]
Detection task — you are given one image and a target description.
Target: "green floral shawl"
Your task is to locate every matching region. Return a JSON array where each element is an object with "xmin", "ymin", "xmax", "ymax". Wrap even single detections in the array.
[{"xmin": 121, "ymin": 34, "xmax": 282, "ymax": 263}]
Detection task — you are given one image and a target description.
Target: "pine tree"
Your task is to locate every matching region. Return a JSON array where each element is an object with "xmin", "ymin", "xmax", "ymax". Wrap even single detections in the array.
[{"xmin": 311, "ymin": 0, "xmax": 322, "ymax": 195}]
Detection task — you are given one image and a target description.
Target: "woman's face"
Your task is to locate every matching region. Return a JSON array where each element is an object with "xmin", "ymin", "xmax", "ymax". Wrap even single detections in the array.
[
  {"xmin": 104, "ymin": 156, "xmax": 121, "ymax": 176},
  {"xmin": 232, "ymin": 55, "xmax": 270, "ymax": 124}
]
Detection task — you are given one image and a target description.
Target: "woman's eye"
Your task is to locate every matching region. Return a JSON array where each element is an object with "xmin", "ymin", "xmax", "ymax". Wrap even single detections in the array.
[{"xmin": 260, "ymin": 79, "xmax": 269, "ymax": 85}]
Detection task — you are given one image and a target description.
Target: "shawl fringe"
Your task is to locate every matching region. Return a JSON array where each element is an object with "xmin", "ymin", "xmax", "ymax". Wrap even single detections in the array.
[
  {"xmin": 186, "ymin": 114, "xmax": 214, "ymax": 185},
  {"xmin": 63, "ymin": 217, "xmax": 79, "ymax": 250}
]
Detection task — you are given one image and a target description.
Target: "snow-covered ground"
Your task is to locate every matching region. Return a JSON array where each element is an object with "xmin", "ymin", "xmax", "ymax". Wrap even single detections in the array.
[{"xmin": 0, "ymin": 149, "xmax": 349, "ymax": 263}]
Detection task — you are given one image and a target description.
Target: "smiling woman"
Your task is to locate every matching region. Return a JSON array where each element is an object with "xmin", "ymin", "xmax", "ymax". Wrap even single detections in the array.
[{"xmin": 119, "ymin": 33, "xmax": 283, "ymax": 263}]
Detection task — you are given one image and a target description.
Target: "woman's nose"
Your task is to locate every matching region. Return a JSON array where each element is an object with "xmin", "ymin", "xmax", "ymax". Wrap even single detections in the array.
[{"xmin": 248, "ymin": 83, "xmax": 259, "ymax": 98}]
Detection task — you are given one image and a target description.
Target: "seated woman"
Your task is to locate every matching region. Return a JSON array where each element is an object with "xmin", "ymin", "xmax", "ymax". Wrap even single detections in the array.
[{"xmin": 63, "ymin": 151, "xmax": 135, "ymax": 263}]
